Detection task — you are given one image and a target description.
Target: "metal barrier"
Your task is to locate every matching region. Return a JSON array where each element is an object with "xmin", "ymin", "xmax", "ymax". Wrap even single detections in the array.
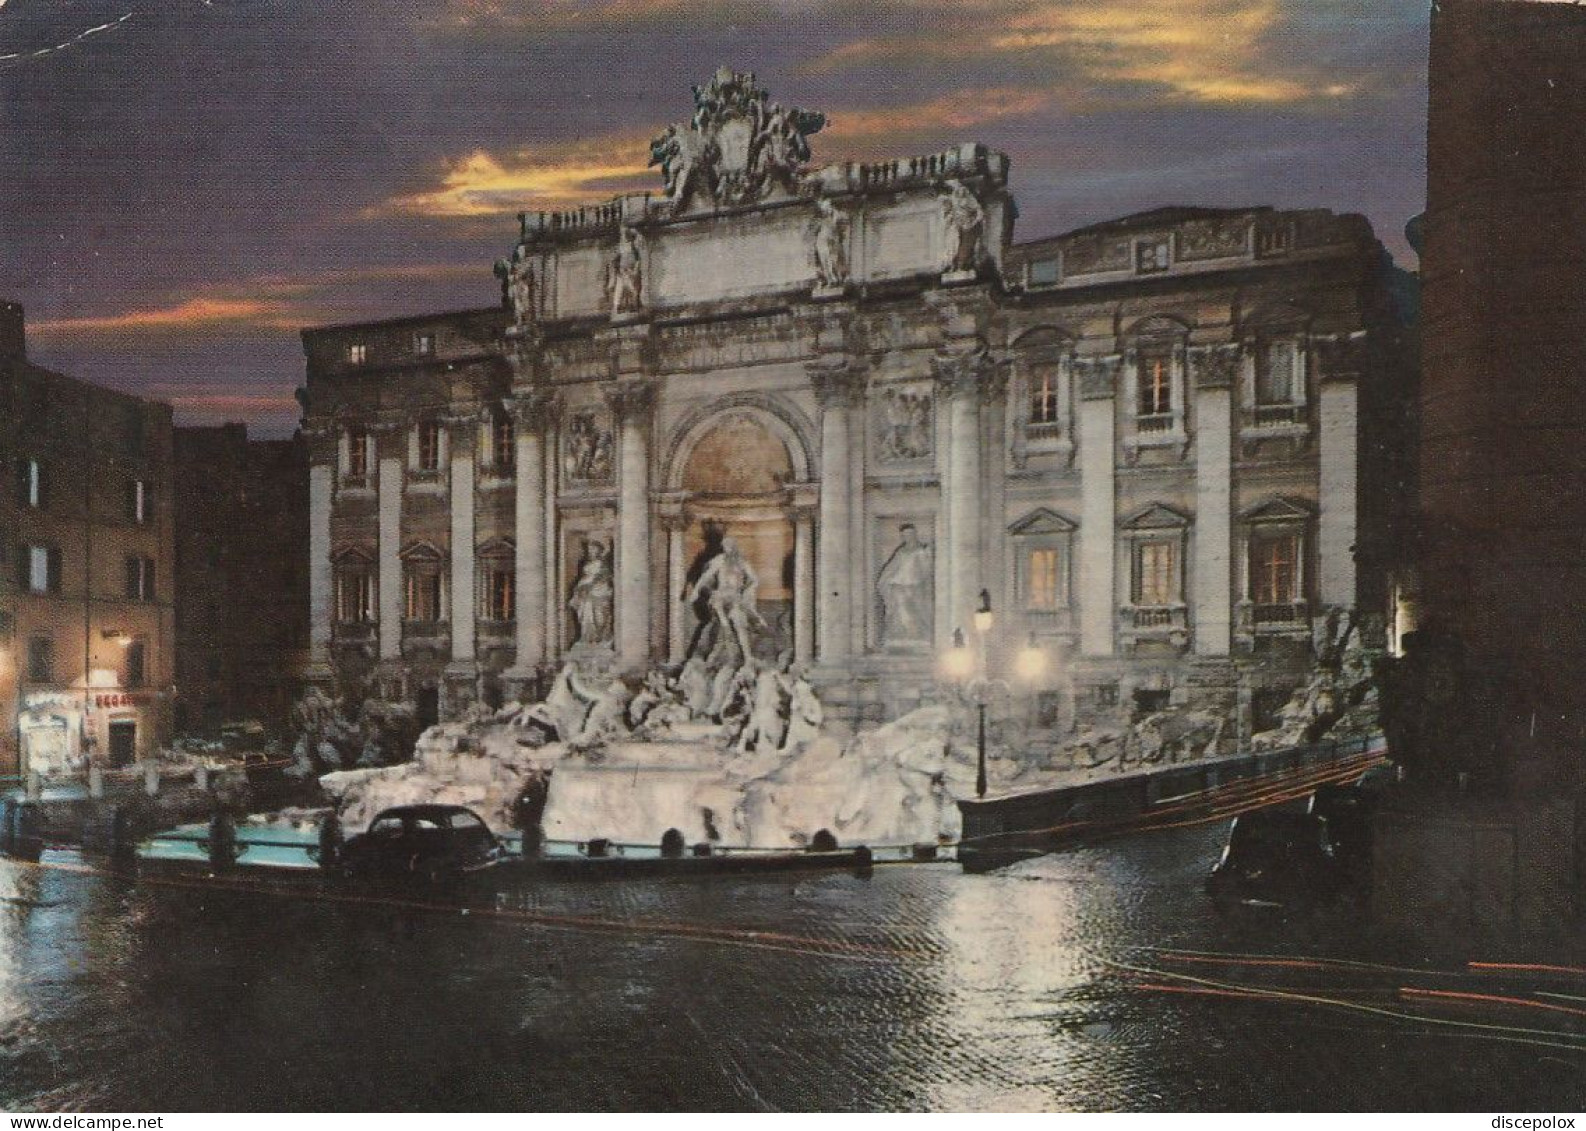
[{"xmin": 958, "ymin": 733, "xmax": 1383, "ymax": 852}]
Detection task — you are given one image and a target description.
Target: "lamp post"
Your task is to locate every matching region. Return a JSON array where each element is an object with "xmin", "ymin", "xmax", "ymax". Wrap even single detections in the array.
[{"xmin": 944, "ymin": 590, "xmax": 1049, "ymax": 800}]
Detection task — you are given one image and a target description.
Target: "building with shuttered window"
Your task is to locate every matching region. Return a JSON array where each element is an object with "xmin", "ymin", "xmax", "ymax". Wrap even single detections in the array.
[{"xmin": 0, "ymin": 303, "xmax": 176, "ymax": 776}]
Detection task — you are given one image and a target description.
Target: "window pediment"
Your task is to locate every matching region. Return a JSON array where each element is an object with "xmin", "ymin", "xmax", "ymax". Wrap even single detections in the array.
[
  {"xmin": 1239, "ymin": 301, "xmax": 1314, "ymax": 339},
  {"xmin": 1126, "ymin": 314, "xmax": 1192, "ymax": 344},
  {"xmin": 1010, "ymin": 508, "xmax": 1078, "ymax": 537},
  {"xmin": 399, "ymin": 540, "xmax": 446, "ymax": 564},
  {"xmin": 1121, "ymin": 503, "xmax": 1191, "ymax": 532},
  {"xmin": 477, "ymin": 536, "xmax": 516, "ymax": 560},
  {"xmin": 331, "ymin": 544, "xmax": 375, "ymax": 567},
  {"xmin": 1241, "ymin": 496, "xmax": 1315, "ymax": 524}
]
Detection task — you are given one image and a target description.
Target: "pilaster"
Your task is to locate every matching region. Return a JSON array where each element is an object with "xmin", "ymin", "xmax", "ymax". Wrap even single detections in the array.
[{"xmin": 1075, "ymin": 355, "xmax": 1121, "ymax": 657}]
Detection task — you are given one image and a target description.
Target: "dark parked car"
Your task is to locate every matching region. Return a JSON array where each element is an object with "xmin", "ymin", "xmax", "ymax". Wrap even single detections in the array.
[
  {"xmin": 1206, "ymin": 811, "xmax": 1345, "ymax": 916},
  {"xmin": 1308, "ymin": 787, "xmax": 1375, "ymax": 879},
  {"xmin": 338, "ymin": 805, "xmax": 506, "ymax": 885},
  {"xmin": 1307, "ymin": 761, "xmax": 1394, "ymax": 879}
]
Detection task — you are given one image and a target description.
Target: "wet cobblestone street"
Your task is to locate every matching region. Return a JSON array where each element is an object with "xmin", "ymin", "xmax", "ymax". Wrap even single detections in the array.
[{"xmin": 0, "ymin": 822, "xmax": 1581, "ymax": 1112}]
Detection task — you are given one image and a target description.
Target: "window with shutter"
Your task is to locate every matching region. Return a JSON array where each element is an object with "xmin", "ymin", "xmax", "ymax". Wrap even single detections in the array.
[
  {"xmin": 17, "ymin": 458, "xmax": 44, "ymax": 509},
  {"xmin": 124, "ymin": 641, "xmax": 147, "ymax": 689},
  {"xmin": 27, "ymin": 545, "xmax": 50, "ymax": 593},
  {"xmin": 128, "ymin": 478, "xmax": 153, "ymax": 523},
  {"xmin": 26, "ymin": 636, "xmax": 53, "ymax": 683}
]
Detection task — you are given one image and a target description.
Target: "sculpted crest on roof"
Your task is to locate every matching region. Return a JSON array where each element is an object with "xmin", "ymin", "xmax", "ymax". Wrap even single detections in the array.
[{"xmin": 649, "ymin": 68, "xmax": 826, "ymax": 212}]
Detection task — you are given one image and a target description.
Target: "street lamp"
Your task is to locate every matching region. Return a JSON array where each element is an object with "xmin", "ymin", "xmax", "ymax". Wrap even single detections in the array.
[{"xmin": 945, "ymin": 594, "xmax": 1052, "ymax": 799}]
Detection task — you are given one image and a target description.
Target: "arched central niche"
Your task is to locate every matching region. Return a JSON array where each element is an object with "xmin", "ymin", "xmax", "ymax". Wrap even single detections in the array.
[
  {"xmin": 678, "ymin": 412, "xmax": 797, "ymax": 655},
  {"xmin": 680, "ymin": 413, "xmax": 794, "ymax": 498}
]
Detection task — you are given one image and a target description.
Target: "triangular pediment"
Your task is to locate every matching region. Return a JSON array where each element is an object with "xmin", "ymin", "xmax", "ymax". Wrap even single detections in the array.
[
  {"xmin": 330, "ymin": 543, "xmax": 375, "ymax": 566},
  {"xmin": 1009, "ymin": 507, "xmax": 1078, "ymax": 537},
  {"xmin": 399, "ymin": 540, "xmax": 446, "ymax": 563},
  {"xmin": 1241, "ymin": 496, "xmax": 1315, "ymax": 523},
  {"xmin": 1122, "ymin": 502, "xmax": 1191, "ymax": 531}
]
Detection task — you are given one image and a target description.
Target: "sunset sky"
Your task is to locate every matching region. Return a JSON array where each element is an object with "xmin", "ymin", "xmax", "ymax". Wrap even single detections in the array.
[{"xmin": 1, "ymin": 0, "xmax": 1428, "ymax": 436}]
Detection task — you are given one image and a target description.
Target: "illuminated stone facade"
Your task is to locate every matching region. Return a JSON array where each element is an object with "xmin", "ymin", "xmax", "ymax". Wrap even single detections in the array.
[{"xmin": 299, "ymin": 76, "xmax": 1410, "ymax": 745}]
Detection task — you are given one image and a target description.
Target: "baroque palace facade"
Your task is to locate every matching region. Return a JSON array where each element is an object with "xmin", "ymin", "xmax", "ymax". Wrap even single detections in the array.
[{"xmin": 300, "ymin": 71, "xmax": 1409, "ymax": 741}]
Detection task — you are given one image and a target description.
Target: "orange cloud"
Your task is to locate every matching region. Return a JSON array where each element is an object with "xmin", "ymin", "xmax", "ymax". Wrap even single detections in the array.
[
  {"xmin": 825, "ymin": 87, "xmax": 1060, "ymax": 143},
  {"xmin": 378, "ymin": 139, "xmax": 656, "ymax": 218},
  {"xmin": 28, "ymin": 263, "xmax": 495, "ymax": 341},
  {"xmin": 801, "ymin": 0, "xmax": 1356, "ymax": 107},
  {"xmin": 371, "ymin": 87, "xmax": 1065, "ymax": 221},
  {"xmin": 29, "ymin": 298, "xmax": 299, "ymax": 336}
]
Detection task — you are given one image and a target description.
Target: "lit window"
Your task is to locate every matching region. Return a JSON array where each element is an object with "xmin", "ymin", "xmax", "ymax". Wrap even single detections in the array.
[
  {"xmin": 486, "ymin": 568, "xmax": 515, "ymax": 622},
  {"xmin": 418, "ymin": 420, "xmax": 442, "ymax": 472},
  {"xmin": 128, "ymin": 478, "xmax": 154, "ymax": 524},
  {"xmin": 1250, "ymin": 532, "xmax": 1300, "ymax": 605},
  {"xmin": 20, "ymin": 544, "xmax": 58, "ymax": 594},
  {"xmin": 1030, "ymin": 365, "xmax": 1062, "ymax": 428},
  {"xmin": 493, "ymin": 414, "xmax": 516, "ymax": 471},
  {"xmin": 415, "ymin": 332, "xmax": 435, "ymax": 356},
  {"xmin": 335, "ymin": 569, "xmax": 373, "ymax": 624},
  {"xmin": 16, "ymin": 457, "xmax": 45, "ymax": 509},
  {"xmin": 1026, "ymin": 548, "xmax": 1064, "ymax": 611},
  {"xmin": 405, "ymin": 569, "xmax": 443, "ymax": 623},
  {"xmin": 1135, "ymin": 541, "xmax": 1178, "ymax": 606},
  {"xmin": 347, "ymin": 343, "xmax": 368, "ymax": 365},
  {"xmin": 1138, "ymin": 351, "xmax": 1173, "ymax": 427}
]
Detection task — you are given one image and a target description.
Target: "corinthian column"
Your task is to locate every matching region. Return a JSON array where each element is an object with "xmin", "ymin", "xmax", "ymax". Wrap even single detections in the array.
[
  {"xmin": 1076, "ymin": 356, "xmax": 1121, "ymax": 657},
  {"xmin": 607, "ymin": 378, "xmax": 657, "ymax": 672},
  {"xmin": 1192, "ymin": 344, "xmax": 1239, "ymax": 656},
  {"xmin": 932, "ymin": 344, "xmax": 1003, "ymax": 644},
  {"xmin": 304, "ymin": 425, "xmax": 336, "ymax": 681},
  {"xmin": 810, "ymin": 359, "xmax": 862, "ymax": 665},
  {"xmin": 374, "ymin": 419, "xmax": 405, "ymax": 662},
  {"xmin": 505, "ymin": 389, "xmax": 558, "ymax": 682},
  {"xmin": 447, "ymin": 414, "xmax": 478, "ymax": 664}
]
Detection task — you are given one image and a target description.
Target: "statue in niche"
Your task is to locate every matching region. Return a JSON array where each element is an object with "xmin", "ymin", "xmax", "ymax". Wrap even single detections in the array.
[
  {"xmin": 940, "ymin": 179, "xmax": 986, "ymax": 275},
  {"xmin": 879, "ymin": 386, "xmax": 933, "ymax": 461},
  {"xmin": 567, "ymin": 540, "xmax": 614, "ymax": 647},
  {"xmin": 608, "ymin": 225, "xmax": 645, "ymax": 316},
  {"xmin": 877, "ymin": 524, "xmax": 934, "ymax": 646},
  {"xmin": 685, "ymin": 535, "xmax": 766, "ymax": 667},
  {"xmin": 563, "ymin": 412, "xmax": 613, "ymax": 483},
  {"xmin": 809, "ymin": 197, "xmax": 850, "ymax": 289},
  {"xmin": 493, "ymin": 245, "xmax": 535, "ymax": 328}
]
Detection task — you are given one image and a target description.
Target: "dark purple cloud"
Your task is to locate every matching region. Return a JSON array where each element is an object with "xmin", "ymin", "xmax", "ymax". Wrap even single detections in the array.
[{"xmin": 1, "ymin": 0, "xmax": 1427, "ymax": 436}]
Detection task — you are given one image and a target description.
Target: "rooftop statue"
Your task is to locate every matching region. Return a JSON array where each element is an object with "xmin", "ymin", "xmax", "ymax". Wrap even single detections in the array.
[{"xmin": 649, "ymin": 68, "xmax": 826, "ymax": 211}]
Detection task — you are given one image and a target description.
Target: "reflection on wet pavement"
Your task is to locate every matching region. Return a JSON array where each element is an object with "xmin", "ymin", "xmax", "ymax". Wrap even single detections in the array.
[{"xmin": 0, "ymin": 822, "xmax": 1580, "ymax": 1111}]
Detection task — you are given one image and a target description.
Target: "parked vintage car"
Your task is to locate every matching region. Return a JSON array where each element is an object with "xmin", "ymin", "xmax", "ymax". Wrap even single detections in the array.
[
  {"xmin": 1206, "ymin": 811, "xmax": 1346, "ymax": 916},
  {"xmin": 1306, "ymin": 761, "xmax": 1394, "ymax": 880},
  {"xmin": 337, "ymin": 805, "xmax": 507, "ymax": 885}
]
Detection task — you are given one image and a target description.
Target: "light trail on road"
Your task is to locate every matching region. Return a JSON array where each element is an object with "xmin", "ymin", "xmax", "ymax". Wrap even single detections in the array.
[{"xmin": 2, "ymin": 852, "xmax": 926, "ymax": 965}]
